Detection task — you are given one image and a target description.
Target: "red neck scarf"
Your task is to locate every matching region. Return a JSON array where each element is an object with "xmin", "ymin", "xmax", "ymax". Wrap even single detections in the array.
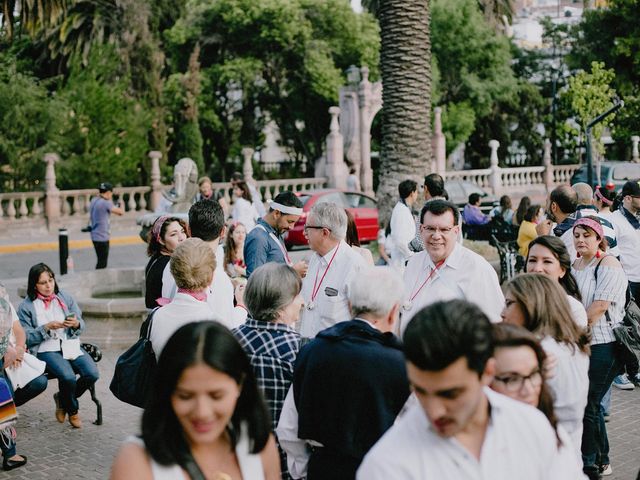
[
  {"xmin": 177, "ymin": 288, "xmax": 208, "ymax": 302},
  {"xmin": 36, "ymin": 292, "xmax": 67, "ymax": 311}
]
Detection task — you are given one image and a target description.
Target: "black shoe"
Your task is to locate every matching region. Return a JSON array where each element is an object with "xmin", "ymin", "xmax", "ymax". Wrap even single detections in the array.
[{"xmin": 3, "ymin": 455, "xmax": 27, "ymax": 471}]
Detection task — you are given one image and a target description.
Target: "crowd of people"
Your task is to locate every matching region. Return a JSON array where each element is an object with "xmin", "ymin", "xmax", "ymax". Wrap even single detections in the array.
[{"xmin": 1, "ymin": 171, "xmax": 639, "ymax": 479}]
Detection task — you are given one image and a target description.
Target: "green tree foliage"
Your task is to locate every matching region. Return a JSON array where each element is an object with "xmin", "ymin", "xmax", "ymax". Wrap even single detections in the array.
[
  {"xmin": 1, "ymin": 0, "xmax": 68, "ymax": 42},
  {"xmin": 563, "ymin": 61, "xmax": 617, "ymax": 157},
  {"xmin": 165, "ymin": 0, "xmax": 379, "ymax": 175}
]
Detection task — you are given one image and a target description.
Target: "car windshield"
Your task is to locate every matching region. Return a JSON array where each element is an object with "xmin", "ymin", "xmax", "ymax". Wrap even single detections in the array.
[{"xmin": 613, "ymin": 164, "xmax": 640, "ymax": 180}]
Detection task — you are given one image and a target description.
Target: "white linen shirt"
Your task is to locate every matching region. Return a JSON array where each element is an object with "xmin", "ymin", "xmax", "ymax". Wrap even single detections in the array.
[
  {"xmin": 400, "ymin": 244, "xmax": 504, "ymax": 334},
  {"xmin": 298, "ymin": 240, "xmax": 365, "ymax": 338},
  {"xmin": 162, "ymin": 244, "xmax": 247, "ymax": 329},
  {"xmin": 33, "ymin": 299, "xmax": 66, "ymax": 353},
  {"xmin": 357, "ymin": 388, "xmax": 585, "ymax": 480},
  {"xmin": 567, "ymin": 294, "xmax": 588, "ymax": 329},
  {"xmin": 541, "ymin": 336, "xmax": 589, "ymax": 462},
  {"xmin": 149, "ymin": 293, "xmax": 221, "ymax": 359},
  {"xmin": 389, "ymin": 201, "xmax": 416, "ymax": 270},
  {"xmin": 609, "ymin": 209, "xmax": 640, "ymax": 282}
]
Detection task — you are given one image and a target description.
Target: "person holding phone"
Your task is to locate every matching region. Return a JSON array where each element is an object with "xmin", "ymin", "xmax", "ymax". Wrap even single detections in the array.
[{"xmin": 17, "ymin": 263, "xmax": 99, "ymax": 429}]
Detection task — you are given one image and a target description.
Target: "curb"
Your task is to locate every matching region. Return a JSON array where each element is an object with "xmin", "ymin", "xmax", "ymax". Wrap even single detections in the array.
[{"xmin": 0, "ymin": 235, "xmax": 144, "ymax": 254}]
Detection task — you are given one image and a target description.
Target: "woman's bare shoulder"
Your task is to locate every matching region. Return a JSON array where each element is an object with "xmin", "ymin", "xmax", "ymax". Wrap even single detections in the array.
[{"xmin": 110, "ymin": 441, "xmax": 153, "ymax": 480}]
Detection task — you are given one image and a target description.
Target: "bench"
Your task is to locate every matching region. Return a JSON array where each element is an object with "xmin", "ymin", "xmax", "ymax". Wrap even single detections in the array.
[
  {"xmin": 44, "ymin": 343, "xmax": 103, "ymax": 425},
  {"xmin": 490, "ymin": 234, "xmax": 525, "ymax": 285}
]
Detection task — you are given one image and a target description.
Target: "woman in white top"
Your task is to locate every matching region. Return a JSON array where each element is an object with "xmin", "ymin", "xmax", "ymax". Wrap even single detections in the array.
[
  {"xmin": 526, "ymin": 235, "xmax": 588, "ymax": 328},
  {"xmin": 231, "ymin": 182, "xmax": 259, "ymax": 231},
  {"xmin": 501, "ymin": 273, "xmax": 590, "ymax": 460},
  {"xmin": 345, "ymin": 209, "xmax": 374, "ymax": 266},
  {"xmin": 570, "ymin": 216, "xmax": 627, "ymax": 478},
  {"xmin": 111, "ymin": 321, "xmax": 280, "ymax": 480},
  {"xmin": 388, "ymin": 179, "xmax": 418, "ymax": 272},
  {"xmin": 490, "ymin": 323, "xmax": 585, "ymax": 477}
]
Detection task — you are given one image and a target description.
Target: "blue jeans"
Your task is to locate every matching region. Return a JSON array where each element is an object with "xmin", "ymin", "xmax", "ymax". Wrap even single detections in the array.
[
  {"xmin": 600, "ymin": 385, "xmax": 612, "ymax": 416},
  {"xmin": 582, "ymin": 342, "xmax": 623, "ymax": 473},
  {"xmin": 5, "ymin": 373, "xmax": 48, "ymax": 407},
  {"xmin": 0, "ymin": 370, "xmax": 16, "ymax": 459},
  {"xmin": 37, "ymin": 350, "xmax": 99, "ymax": 414}
]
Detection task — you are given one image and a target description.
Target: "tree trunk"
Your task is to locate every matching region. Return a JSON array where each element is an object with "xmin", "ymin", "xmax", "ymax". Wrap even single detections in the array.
[{"xmin": 376, "ymin": 0, "xmax": 432, "ymax": 227}]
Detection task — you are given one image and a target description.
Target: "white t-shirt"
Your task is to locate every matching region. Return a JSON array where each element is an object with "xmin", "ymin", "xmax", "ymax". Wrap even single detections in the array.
[
  {"xmin": 357, "ymin": 388, "xmax": 585, "ymax": 480},
  {"xmin": 610, "ymin": 209, "xmax": 640, "ymax": 282},
  {"xmin": 566, "ymin": 294, "xmax": 588, "ymax": 329},
  {"xmin": 232, "ymin": 197, "xmax": 259, "ymax": 231},
  {"xmin": 389, "ymin": 201, "xmax": 416, "ymax": 270}
]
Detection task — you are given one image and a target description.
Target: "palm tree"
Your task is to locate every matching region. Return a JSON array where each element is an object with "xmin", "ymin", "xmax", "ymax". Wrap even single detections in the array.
[
  {"xmin": 478, "ymin": 0, "xmax": 514, "ymax": 32},
  {"xmin": 363, "ymin": 0, "xmax": 433, "ymax": 225},
  {"xmin": 1, "ymin": 0, "xmax": 67, "ymax": 42}
]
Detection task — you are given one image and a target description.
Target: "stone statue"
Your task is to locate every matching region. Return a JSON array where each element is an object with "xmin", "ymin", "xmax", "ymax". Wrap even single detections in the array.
[{"xmin": 163, "ymin": 157, "xmax": 199, "ymax": 213}]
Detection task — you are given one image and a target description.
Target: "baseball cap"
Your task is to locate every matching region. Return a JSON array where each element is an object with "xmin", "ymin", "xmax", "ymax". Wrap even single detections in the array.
[
  {"xmin": 99, "ymin": 182, "xmax": 113, "ymax": 193},
  {"xmin": 621, "ymin": 180, "xmax": 640, "ymax": 198}
]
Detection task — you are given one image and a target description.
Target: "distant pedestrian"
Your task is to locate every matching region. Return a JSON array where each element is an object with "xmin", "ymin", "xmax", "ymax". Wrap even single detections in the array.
[
  {"xmin": 88, "ymin": 182, "xmax": 124, "ymax": 269},
  {"xmin": 347, "ymin": 167, "xmax": 361, "ymax": 193}
]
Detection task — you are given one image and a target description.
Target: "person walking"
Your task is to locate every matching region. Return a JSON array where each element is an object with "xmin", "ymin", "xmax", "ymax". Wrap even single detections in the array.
[{"xmin": 88, "ymin": 182, "xmax": 124, "ymax": 269}]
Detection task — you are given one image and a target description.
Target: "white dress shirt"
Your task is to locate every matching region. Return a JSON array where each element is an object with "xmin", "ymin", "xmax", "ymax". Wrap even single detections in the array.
[
  {"xmin": 541, "ymin": 336, "xmax": 589, "ymax": 462},
  {"xmin": 161, "ymin": 245, "xmax": 247, "ymax": 328},
  {"xmin": 150, "ymin": 293, "xmax": 221, "ymax": 359},
  {"xmin": 298, "ymin": 240, "xmax": 365, "ymax": 338},
  {"xmin": 389, "ymin": 201, "xmax": 416, "ymax": 270},
  {"xmin": 400, "ymin": 244, "xmax": 504, "ymax": 334},
  {"xmin": 567, "ymin": 294, "xmax": 588, "ymax": 328},
  {"xmin": 276, "ymin": 387, "xmax": 311, "ymax": 479},
  {"xmin": 609, "ymin": 209, "xmax": 640, "ymax": 282},
  {"xmin": 357, "ymin": 388, "xmax": 585, "ymax": 480},
  {"xmin": 560, "ymin": 229, "xmax": 578, "ymax": 263}
]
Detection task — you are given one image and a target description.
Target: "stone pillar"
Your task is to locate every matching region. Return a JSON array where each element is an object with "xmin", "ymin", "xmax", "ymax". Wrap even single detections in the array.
[
  {"xmin": 358, "ymin": 66, "xmax": 374, "ymax": 196},
  {"xmin": 632, "ymin": 135, "xmax": 639, "ymax": 163},
  {"xmin": 326, "ymin": 107, "xmax": 346, "ymax": 189},
  {"xmin": 242, "ymin": 147, "xmax": 255, "ymax": 182},
  {"xmin": 43, "ymin": 153, "xmax": 61, "ymax": 229},
  {"xmin": 488, "ymin": 140, "xmax": 502, "ymax": 195},
  {"xmin": 432, "ymin": 107, "xmax": 446, "ymax": 175},
  {"xmin": 149, "ymin": 151, "xmax": 163, "ymax": 212},
  {"xmin": 543, "ymin": 139, "xmax": 553, "ymax": 191}
]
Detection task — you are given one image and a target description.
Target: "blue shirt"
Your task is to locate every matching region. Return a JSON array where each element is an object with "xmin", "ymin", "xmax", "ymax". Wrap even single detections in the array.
[
  {"xmin": 89, "ymin": 196, "xmax": 114, "ymax": 242},
  {"xmin": 244, "ymin": 218, "xmax": 288, "ymax": 276}
]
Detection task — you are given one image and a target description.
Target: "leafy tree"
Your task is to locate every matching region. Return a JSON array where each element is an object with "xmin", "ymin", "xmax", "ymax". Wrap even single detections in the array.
[{"xmin": 0, "ymin": 0, "xmax": 67, "ymax": 42}]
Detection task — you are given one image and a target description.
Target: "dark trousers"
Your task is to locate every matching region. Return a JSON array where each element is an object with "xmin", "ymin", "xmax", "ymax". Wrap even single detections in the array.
[
  {"xmin": 308, "ymin": 448, "xmax": 361, "ymax": 480},
  {"xmin": 582, "ymin": 342, "xmax": 623, "ymax": 474},
  {"xmin": 92, "ymin": 240, "xmax": 110, "ymax": 269},
  {"xmin": 6, "ymin": 373, "xmax": 48, "ymax": 407}
]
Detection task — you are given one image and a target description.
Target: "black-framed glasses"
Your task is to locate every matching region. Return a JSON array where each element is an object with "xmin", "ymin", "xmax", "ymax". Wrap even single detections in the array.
[
  {"xmin": 494, "ymin": 370, "xmax": 542, "ymax": 392},
  {"xmin": 304, "ymin": 225, "xmax": 331, "ymax": 232}
]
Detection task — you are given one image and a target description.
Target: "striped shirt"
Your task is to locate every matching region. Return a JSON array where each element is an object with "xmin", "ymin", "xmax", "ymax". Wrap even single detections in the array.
[{"xmin": 572, "ymin": 259, "xmax": 627, "ymax": 345}]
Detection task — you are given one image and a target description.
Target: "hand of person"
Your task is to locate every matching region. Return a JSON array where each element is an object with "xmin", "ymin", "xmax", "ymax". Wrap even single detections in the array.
[
  {"xmin": 543, "ymin": 351, "xmax": 557, "ymax": 380},
  {"xmin": 14, "ymin": 344, "xmax": 25, "ymax": 362},
  {"xmin": 63, "ymin": 314, "xmax": 80, "ymax": 329},
  {"xmin": 45, "ymin": 321, "xmax": 65, "ymax": 332},
  {"xmin": 535, "ymin": 219, "xmax": 552, "ymax": 236},
  {"xmin": 293, "ymin": 260, "xmax": 308, "ymax": 278},
  {"xmin": 3, "ymin": 346, "xmax": 17, "ymax": 369},
  {"xmin": 234, "ymin": 284, "xmax": 246, "ymax": 307}
]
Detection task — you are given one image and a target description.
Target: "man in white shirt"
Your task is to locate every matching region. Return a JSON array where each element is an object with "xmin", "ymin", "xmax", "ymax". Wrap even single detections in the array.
[
  {"xmin": 298, "ymin": 202, "xmax": 366, "ymax": 338},
  {"xmin": 358, "ymin": 299, "xmax": 584, "ymax": 480},
  {"xmin": 400, "ymin": 200, "xmax": 503, "ymax": 333},
  {"xmin": 162, "ymin": 200, "xmax": 247, "ymax": 328},
  {"xmin": 389, "ymin": 179, "xmax": 419, "ymax": 272}
]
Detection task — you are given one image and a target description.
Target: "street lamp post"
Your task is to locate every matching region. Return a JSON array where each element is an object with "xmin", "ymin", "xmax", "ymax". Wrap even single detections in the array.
[{"xmin": 585, "ymin": 101, "xmax": 624, "ymax": 187}]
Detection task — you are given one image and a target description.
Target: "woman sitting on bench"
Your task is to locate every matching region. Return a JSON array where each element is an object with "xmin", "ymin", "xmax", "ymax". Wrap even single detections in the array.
[{"xmin": 17, "ymin": 263, "xmax": 99, "ymax": 429}]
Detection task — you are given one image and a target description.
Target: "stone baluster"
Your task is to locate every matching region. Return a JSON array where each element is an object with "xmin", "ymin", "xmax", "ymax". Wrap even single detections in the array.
[
  {"xmin": 488, "ymin": 140, "xmax": 502, "ymax": 195},
  {"xmin": 432, "ymin": 107, "xmax": 446, "ymax": 176},
  {"xmin": 7, "ymin": 199, "xmax": 16, "ymax": 220},
  {"xmin": 326, "ymin": 106, "xmax": 346, "ymax": 190},
  {"xmin": 149, "ymin": 151, "xmax": 163, "ymax": 212},
  {"xmin": 71, "ymin": 195, "xmax": 80, "ymax": 216},
  {"xmin": 127, "ymin": 192, "xmax": 136, "ymax": 211},
  {"xmin": 139, "ymin": 192, "xmax": 147, "ymax": 211},
  {"xmin": 43, "ymin": 153, "xmax": 61, "ymax": 229},
  {"xmin": 542, "ymin": 139, "xmax": 553, "ymax": 190},
  {"xmin": 32, "ymin": 197, "xmax": 42, "ymax": 216},
  {"xmin": 18, "ymin": 195, "xmax": 28, "ymax": 218},
  {"xmin": 632, "ymin": 136, "xmax": 639, "ymax": 163},
  {"xmin": 61, "ymin": 194, "xmax": 71, "ymax": 216}
]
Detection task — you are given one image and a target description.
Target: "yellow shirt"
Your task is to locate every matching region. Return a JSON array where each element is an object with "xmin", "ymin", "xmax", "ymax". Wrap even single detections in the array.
[{"xmin": 517, "ymin": 220, "xmax": 537, "ymax": 256}]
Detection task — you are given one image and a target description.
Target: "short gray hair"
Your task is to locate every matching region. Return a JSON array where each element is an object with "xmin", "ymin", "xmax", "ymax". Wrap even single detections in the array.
[
  {"xmin": 573, "ymin": 182, "xmax": 593, "ymax": 205},
  {"xmin": 349, "ymin": 266, "xmax": 404, "ymax": 317},
  {"xmin": 244, "ymin": 263, "xmax": 302, "ymax": 323},
  {"xmin": 309, "ymin": 202, "xmax": 347, "ymax": 240}
]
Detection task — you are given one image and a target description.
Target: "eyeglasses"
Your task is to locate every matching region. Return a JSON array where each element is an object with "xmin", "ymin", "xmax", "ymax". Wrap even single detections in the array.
[
  {"xmin": 304, "ymin": 225, "xmax": 331, "ymax": 232},
  {"xmin": 421, "ymin": 225, "xmax": 455, "ymax": 235},
  {"xmin": 494, "ymin": 370, "xmax": 542, "ymax": 392}
]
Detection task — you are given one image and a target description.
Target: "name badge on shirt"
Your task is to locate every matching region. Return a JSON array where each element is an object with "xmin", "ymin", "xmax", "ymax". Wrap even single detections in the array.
[{"xmin": 324, "ymin": 287, "xmax": 338, "ymax": 297}]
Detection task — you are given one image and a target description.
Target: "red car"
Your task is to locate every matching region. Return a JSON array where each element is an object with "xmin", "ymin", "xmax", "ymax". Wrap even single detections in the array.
[{"xmin": 284, "ymin": 189, "xmax": 379, "ymax": 248}]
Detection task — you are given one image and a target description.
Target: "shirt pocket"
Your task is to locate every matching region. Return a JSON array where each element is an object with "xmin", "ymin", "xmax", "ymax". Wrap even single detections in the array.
[{"xmin": 320, "ymin": 293, "xmax": 346, "ymax": 322}]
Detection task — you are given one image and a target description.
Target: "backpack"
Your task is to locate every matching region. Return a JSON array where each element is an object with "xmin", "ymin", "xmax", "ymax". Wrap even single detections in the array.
[{"xmin": 109, "ymin": 308, "xmax": 158, "ymax": 408}]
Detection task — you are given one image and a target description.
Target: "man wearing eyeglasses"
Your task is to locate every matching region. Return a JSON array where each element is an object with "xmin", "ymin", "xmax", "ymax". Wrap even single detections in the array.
[
  {"xmin": 298, "ymin": 202, "xmax": 366, "ymax": 339},
  {"xmin": 399, "ymin": 200, "xmax": 503, "ymax": 334}
]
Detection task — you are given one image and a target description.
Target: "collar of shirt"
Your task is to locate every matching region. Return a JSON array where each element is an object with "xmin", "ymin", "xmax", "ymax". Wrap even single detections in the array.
[
  {"xmin": 257, "ymin": 217, "xmax": 280, "ymax": 237},
  {"xmin": 244, "ymin": 317, "xmax": 298, "ymax": 334},
  {"xmin": 425, "ymin": 242, "xmax": 463, "ymax": 271},
  {"xmin": 317, "ymin": 241, "xmax": 341, "ymax": 266}
]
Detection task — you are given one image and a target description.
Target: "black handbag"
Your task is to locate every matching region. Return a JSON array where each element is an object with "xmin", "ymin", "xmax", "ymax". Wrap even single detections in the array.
[{"xmin": 109, "ymin": 308, "xmax": 158, "ymax": 408}]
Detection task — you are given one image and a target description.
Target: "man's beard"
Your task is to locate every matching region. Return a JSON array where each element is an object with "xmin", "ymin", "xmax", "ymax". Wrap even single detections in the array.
[{"xmin": 546, "ymin": 209, "xmax": 557, "ymax": 223}]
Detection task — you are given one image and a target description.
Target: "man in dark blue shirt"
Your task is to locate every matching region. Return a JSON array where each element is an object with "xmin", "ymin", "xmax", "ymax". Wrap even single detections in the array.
[{"xmin": 244, "ymin": 191, "xmax": 307, "ymax": 277}]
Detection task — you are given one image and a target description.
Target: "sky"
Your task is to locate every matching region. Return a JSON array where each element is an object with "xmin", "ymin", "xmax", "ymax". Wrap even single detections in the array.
[{"xmin": 351, "ymin": 0, "xmax": 363, "ymax": 13}]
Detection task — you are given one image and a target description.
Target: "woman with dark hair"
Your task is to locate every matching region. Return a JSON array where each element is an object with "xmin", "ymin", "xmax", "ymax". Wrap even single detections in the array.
[
  {"xmin": 517, "ymin": 204, "xmax": 542, "ymax": 256},
  {"xmin": 111, "ymin": 321, "xmax": 280, "ymax": 479},
  {"xmin": 571, "ymin": 216, "xmax": 627, "ymax": 478},
  {"xmin": 526, "ymin": 235, "xmax": 587, "ymax": 328},
  {"xmin": 145, "ymin": 215, "xmax": 188, "ymax": 308},
  {"xmin": 490, "ymin": 323, "xmax": 583, "ymax": 475},
  {"xmin": 490, "ymin": 195, "xmax": 514, "ymax": 224},
  {"xmin": 501, "ymin": 273, "xmax": 590, "ymax": 460},
  {"xmin": 224, "ymin": 222, "xmax": 248, "ymax": 282},
  {"xmin": 513, "ymin": 196, "xmax": 531, "ymax": 226},
  {"xmin": 17, "ymin": 263, "xmax": 99, "ymax": 429},
  {"xmin": 345, "ymin": 210, "xmax": 374, "ymax": 265},
  {"xmin": 232, "ymin": 182, "xmax": 259, "ymax": 231}
]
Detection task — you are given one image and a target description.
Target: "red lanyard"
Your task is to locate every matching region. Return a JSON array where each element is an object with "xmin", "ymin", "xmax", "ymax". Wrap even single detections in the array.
[
  {"xmin": 409, "ymin": 260, "xmax": 445, "ymax": 302},
  {"xmin": 311, "ymin": 244, "xmax": 340, "ymax": 302}
]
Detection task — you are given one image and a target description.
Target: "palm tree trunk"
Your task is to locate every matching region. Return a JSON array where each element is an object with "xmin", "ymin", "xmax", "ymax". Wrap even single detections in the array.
[{"xmin": 377, "ymin": 0, "xmax": 433, "ymax": 227}]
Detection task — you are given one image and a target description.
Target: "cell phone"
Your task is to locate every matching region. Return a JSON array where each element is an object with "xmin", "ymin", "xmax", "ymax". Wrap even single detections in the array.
[{"xmin": 65, "ymin": 314, "xmax": 75, "ymax": 320}]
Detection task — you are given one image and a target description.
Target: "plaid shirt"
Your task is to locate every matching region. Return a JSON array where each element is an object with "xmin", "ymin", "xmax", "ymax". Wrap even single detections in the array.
[{"xmin": 233, "ymin": 318, "xmax": 301, "ymax": 429}]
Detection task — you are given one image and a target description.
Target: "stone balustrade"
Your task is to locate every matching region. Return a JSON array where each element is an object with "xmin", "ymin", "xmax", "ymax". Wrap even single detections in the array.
[
  {"xmin": 443, "ymin": 169, "xmax": 492, "ymax": 189},
  {"xmin": 0, "ymin": 191, "xmax": 46, "ymax": 220},
  {"xmin": 500, "ymin": 166, "xmax": 546, "ymax": 188},
  {"xmin": 58, "ymin": 186, "xmax": 152, "ymax": 217},
  {"xmin": 552, "ymin": 164, "xmax": 582, "ymax": 185}
]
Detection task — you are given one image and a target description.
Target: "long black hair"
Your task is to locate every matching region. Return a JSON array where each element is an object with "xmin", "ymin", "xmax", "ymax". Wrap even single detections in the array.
[
  {"xmin": 142, "ymin": 321, "xmax": 271, "ymax": 466},
  {"xmin": 526, "ymin": 235, "xmax": 582, "ymax": 301},
  {"xmin": 26, "ymin": 263, "xmax": 58, "ymax": 300}
]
